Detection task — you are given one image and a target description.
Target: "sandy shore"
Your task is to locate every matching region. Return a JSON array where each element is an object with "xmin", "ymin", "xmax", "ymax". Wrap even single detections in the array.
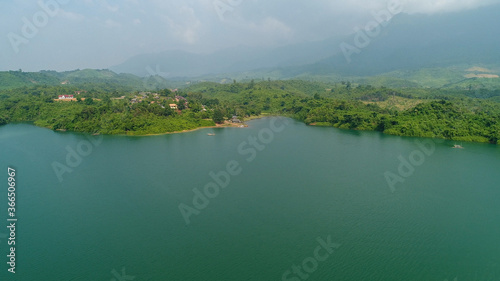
[
  {"xmin": 128, "ymin": 118, "xmax": 257, "ymax": 137},
  {"xmin": 139, "ymin": 114, "xmax": 274, "ymax": 136}
]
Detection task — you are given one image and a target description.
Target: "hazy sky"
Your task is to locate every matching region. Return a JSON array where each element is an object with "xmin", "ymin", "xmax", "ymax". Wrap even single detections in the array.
[{"xmin": 2, "ymin": 0, "xmax": 499, "ymax": 72}]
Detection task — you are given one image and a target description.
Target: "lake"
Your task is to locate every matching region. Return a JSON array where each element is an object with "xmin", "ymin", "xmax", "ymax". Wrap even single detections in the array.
[{"xmin": 0, "ymin": 118, "xmax": 499, "ymax": 281}]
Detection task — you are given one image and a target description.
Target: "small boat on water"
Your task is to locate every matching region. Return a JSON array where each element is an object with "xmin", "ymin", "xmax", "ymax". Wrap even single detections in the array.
[
  {"xmin": 453, "ymin": 144, "xmax": 464, "ymax": 149},
  {"xmin": 207, "ymin": 133, "xmax": 216, "ymax": 136}
]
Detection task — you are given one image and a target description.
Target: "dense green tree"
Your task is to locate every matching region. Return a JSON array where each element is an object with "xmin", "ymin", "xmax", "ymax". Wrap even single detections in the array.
[
  {"xmin": 212, "ymin": 108, "xmax": 225, "ymax": 124},
  {"xmin": 177, "ymin": 100, "xmax": 186, "ymax": 110},
  {"xmin": 85, "ymin": 97, "xmax": 94, "ymax": 105}
]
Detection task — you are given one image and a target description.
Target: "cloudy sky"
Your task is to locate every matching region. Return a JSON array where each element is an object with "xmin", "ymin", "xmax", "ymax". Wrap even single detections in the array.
[{"xmin": 1, "ymin": 0, "xmax": 499, "ymax": 72}]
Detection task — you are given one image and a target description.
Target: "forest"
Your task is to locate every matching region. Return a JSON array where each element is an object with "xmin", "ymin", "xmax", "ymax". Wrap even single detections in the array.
[{"xmin": 0, "ymin": 79, "xmax": 499, "ymax": 144}]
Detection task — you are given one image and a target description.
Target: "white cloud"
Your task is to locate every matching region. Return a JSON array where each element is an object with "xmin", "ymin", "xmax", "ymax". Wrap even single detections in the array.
[
  {"xmin": 402, "ymin": 0, "xmax": 500, "ymax": 14},
  {"xmin": 104, "ymin": 19, "xmax": 121, "ymax": 28},
  {"xmin": 59, "ymin": 10, "xmax": 85, "ymax": 21},
  {"xmin": 103, "ymin": 0, "xmax": 119, "ymax": 13},
  {"xmin": 320, "ymin": 0, "xmax": 500, "ymax": 14},
  {"xmin": 163, "ymin": 5, "xmax": 202, "ymax": 45},
  {"xmin": 245, "ymin": 17, "xmax": 294, "ymax": 42}
]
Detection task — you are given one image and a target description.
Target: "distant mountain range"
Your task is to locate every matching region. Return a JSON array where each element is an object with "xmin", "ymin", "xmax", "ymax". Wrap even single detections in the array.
[
  {"xmin": 0, "ymin": 69, "xmax": 173, "ymax": 90},
  {"xmin": 110, "ymin": 4, "xmax": 500, "ymax": 84},
  {"xmin": 2, "ymin": 4, "xmax": 500, "ymax": 93},
  {"xmin": 1, "ymin": 64, "xmax": 499, "ymax": 93},
  {"xmin": 110, "ymin": 38, "xmax": 344, "ymax": 78}
]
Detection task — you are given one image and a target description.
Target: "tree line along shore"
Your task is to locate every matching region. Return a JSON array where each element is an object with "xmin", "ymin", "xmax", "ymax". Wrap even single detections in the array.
[{"xmin": 0, "ymin": 80, "xmax": 499, "ymax": 144}]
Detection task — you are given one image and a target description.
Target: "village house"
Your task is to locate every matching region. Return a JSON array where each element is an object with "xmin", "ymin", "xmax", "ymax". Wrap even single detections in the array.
[
  {"xmin": 58, "ymin": 95, "xmax": 74, "ymax": 100},
  {"xmin": 232, "ymin": 116, "xmax": 242, "ymax": 123},
  {"xmin": 170, "ymin": 104, "xmax": 178, "ymax": 110},
  {"xmin": 174, "ymin": 96, "xmax": 189, "ymax": 108}
]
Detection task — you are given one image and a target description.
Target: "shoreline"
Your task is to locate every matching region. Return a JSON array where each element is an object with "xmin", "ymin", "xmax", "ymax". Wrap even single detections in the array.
[
  {"xmin": 307, "ymin": 122, "xmax": 497, "ymax": 145},
  {"xmin": 3, "ymin": 115, "xmax": 272, "ymax": 137},
  {"xmin": 118, "ymin": 116, "xmax": 271, "ymax": 137},
  {"xmin": 134, "ymin": 122, "xmax": 248, "ymax": 137},
  {"xmin": 93, "ymin": 114, "xmax": 274, "ymax": 137},
  {"xmin": 6, "ymin": 116, "xmax": 495, "ymax": 145}
]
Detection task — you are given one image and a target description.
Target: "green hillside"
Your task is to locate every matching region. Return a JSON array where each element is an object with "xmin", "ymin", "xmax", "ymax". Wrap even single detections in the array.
[
  {"xmin": 0, "ymin": 70, "xmax": 60, "ymax": 90},
  {"xmin": 0, "ymin": 69, "xmax": 173, "ymax": 90}
]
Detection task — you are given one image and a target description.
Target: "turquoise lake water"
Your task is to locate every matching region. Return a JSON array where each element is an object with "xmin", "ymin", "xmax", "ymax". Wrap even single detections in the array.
[{"xmin": 0, "ymin": 118, "xmax": 499, "ymax": 280}]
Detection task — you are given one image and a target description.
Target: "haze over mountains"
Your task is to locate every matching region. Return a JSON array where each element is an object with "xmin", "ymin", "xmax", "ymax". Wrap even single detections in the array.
[
  {"xmin": 110, "ymin": 4, "xmax": 500, "ymax": 80},
  {"xmin": 2, "ymin": 3, "xmax": 499, "ymax": 91},
  {"xmin": 110, "ymin": 38, "xmax": 344, "ymax": 78}
]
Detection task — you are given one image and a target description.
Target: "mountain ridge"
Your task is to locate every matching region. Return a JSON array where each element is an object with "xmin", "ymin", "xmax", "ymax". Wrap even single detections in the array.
[{"xmin": 109, "ymin": 4, "xmax": 500, "ymax": 81}]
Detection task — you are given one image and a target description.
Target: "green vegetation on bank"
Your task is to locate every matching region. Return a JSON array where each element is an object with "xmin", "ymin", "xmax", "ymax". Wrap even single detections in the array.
[
  {"xmin": 1, "ymin": 79, "xmax": 499, "ymax": 144},
  {"xmin": 0, "ymin": 85, "xmax": 218, "ymax": 135}
]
